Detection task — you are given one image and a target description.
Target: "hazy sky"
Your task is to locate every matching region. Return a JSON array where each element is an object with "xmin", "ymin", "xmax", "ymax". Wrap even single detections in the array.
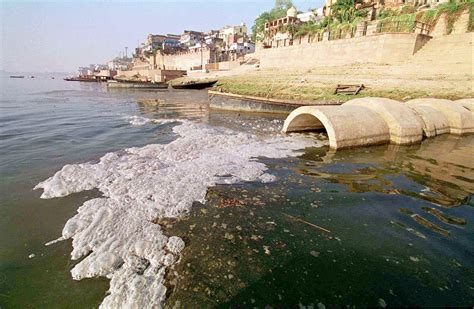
[{"xmin": 0, "ymin": 0, "xmax": 324, "ymax": 73}]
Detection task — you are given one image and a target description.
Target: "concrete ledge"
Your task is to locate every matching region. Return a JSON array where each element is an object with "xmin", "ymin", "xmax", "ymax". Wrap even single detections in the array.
[
  {"xmin": 407, "ymin": 104, "xmax": 450, "ymax": 137},
  {"xmin": 282, "ymin": 105, "xmax": 390, "ymax": 149},
  {"xmin": 344, "ymin": 97, "xmax": 423, "ymax": 144},
  {"xmin": 406, "ymin": 99, "xmax": 474, "ymax": 135}
]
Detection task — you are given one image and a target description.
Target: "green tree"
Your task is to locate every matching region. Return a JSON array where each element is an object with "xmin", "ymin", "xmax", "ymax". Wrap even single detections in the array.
[
  {"xmin": 331, "ymin": 0, "xmax": 356, "ymax": 23},
  {"xmin": 274, "ymin": 0, "xmax": 294, "ymax": 10}
]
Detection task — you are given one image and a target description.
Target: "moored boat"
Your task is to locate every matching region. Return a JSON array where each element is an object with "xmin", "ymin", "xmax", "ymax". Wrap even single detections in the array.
[
  {"xmin": 64, "ymin": 77, "xmax": 99, "ymax": 82},
  {"xmin": 10, "ymin": 75, "xmax": 25, "ymax": 79},
  {"xmin": 171, "ymin": 80, "xmax": 217, "ymax": 90},
  {"xmin": 107, "ymin": 80, "xmax": 168, "ymax": 89}
]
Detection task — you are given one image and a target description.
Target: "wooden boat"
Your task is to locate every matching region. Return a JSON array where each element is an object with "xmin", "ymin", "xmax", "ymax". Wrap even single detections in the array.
[
  {"xmin": 171, "ymin": 80, "xmax": 217, "ymax": 90},
  {"xmin": 208, "ymin": 90, "xmax": 342, "ymax": 114},
  {"xmin": 64, "ymin": 77, "xmax": 99, "ymax": 82},
  {"xmin": 10, "ymin": 75, "xmax": 25, "ymax": 79},
  {"xmin": 107, "ymin": 80, "xmax": 168, "ymax": 89}
]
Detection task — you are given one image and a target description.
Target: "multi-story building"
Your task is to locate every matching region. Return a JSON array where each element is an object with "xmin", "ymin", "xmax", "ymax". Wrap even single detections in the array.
[
  {"xmin": 263, "ymin": 7, "xmax": 301, "ymax": 48},
  {"xmin": 180, "ymin": 30, "xmax": 204, "ymax": 47},
  {"xmin": 143, "ymin": 34, "xmax": 181, "ymax": 53},
  {"xmin": 107, "ymin": 57, "xmax": 132, "ymax": 71}
]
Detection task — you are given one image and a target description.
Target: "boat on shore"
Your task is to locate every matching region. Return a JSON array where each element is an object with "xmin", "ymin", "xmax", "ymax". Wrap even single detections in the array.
[
  {"xmin": 64, "ymin": 77, "xmax": 99, "ymax": 82},
  {"xmin": 10, "ymin": 75, "xmax": 25, "ymax": 79},
  {"xmin": 107, "ymin": 80, "xmax": 168, "ymax": 89},
  {"xmin": 208, "ymin": 90, "xmax": 342, "ymax": 114},
  {"xmin": 171, "ymin": 80, "xmax": 217, "ymax": 90}
]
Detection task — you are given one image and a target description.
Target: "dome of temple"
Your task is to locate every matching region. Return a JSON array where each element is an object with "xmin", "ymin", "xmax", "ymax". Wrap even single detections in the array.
[{"xmin": 286, "ymin": 6, "xmax": 298, "ymax": 18}]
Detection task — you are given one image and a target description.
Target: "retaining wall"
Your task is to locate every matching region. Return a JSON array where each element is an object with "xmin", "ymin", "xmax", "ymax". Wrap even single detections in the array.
[
  {"xmin": 160, "ymin": 50, "xmax": 212, "ymax": 71},
  {"xmin": 257, "ymin": 33, "xmax": 422, "ymax": 69}
]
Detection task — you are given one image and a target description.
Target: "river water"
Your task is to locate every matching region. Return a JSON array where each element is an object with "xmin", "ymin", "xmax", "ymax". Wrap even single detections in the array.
[{"xmin": 0, "ymin": 75, "xmax": 473, "ymax": 307}]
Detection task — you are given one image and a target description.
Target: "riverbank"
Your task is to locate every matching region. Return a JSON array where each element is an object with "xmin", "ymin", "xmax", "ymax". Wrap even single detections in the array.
[
  {"xmin": 215, "ymin": 64, "xmax": 472, "ymax": 102},
  {"xmin": 182, "ymin": 33, "xmax": 473, "ymax": 103}
]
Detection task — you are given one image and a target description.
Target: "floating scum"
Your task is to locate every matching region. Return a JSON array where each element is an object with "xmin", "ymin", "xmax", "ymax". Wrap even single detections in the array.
[
  {"xmin": 34, "ymin": 120, "xmax": 320, "ymax": 308},
  {"xmin": 282, "ymin": 97, "xmax": 474, "ymax": 149}
]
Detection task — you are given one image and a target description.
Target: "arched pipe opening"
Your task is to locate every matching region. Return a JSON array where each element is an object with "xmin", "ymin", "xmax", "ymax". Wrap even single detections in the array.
[{"xmin": 282, "ymin": 106, "xmax": 390, "ymax": 150}]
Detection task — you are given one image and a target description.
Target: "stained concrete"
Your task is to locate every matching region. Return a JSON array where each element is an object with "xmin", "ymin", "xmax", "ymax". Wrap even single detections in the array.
[
  {"xmin": 282, "ymin": 105, "xmax": 390, "ymax": 149},
  {"xmin": 282, "ymin": 97, "xmax": 472, "ymax": 150},
  {"xmin": 344, "ymin": 97, "xmax": 423, "ymax": 144},
  {"xmin": 456, "ymin": 98, "xmax": 474, "ymax": 114},
  {"xmin": 406, "ymin": 104, "xmax": 450, "ymax": 137},
  {"xmin": 406, "ymin": 99, "xmax": 474, "ymax": 135}
]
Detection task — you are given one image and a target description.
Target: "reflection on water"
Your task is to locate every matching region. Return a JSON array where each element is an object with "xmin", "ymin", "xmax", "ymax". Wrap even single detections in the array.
[
  {"xmin": 160, "ymin": 134, "xmax": 474, "ymax": 307},
  {"xmin": 299, "ymin": 135, "xmax": 474, "ymax": 208}
]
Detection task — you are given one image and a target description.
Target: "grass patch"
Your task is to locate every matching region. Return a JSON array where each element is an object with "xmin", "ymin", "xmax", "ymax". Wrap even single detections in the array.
[{"xmin": 215, "ymin": 72, "xmax": 469, "ymax": 103}]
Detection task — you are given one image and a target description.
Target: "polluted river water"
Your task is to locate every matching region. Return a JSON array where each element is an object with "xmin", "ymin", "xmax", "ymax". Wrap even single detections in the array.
[{"xmin": 0, "ymin": 76, "xmax": 473, "ymax": 307}]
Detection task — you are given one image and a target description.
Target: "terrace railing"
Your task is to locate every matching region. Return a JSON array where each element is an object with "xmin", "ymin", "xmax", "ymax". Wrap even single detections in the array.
[{"xmin": 413, "ymin": 20, "xmax": 432, "ymax": 35}]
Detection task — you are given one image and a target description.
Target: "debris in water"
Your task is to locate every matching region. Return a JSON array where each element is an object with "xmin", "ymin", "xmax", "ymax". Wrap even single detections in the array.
[
  {"xmin": 218, "ymin": 198, "xmax": 244, "ymax": 209},
  {"xmin": 263, "ymin": 246, "xmax": 271, "ymax": 255},
  {"xmin": 283, "ymin": 213, "xmax": 331, "ymax": 233},
  {"xmin": 409, "ymin": 256, "xmax": 420, "ymax": 262},
  {"xmin": 34, "ymin": 120, "xmax": 317, "ymax": 307}
]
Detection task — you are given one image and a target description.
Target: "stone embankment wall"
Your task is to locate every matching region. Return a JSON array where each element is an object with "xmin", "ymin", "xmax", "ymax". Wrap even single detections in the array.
[
  {"xmin": 161, "ymin": 50, "xmax": 212, "ymax": 71},
  {"xmin": 282, "ymin": 98, "xmax": 474, "ymax": 149},
  {"xmin": 116, "ymin": 69, "xmax": 186, "ymax": 82},
  {"xmin": 257, "ymin": 33, "xmax": 423, "ymax": 69}
]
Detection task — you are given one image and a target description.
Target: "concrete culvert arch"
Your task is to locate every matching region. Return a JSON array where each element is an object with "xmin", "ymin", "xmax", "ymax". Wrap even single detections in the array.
[
  {"xmin": 282, "ymin": 105, "xmax": 390, "ymax": 149},
  {"xmin": 406, "ymin": 104, "xmax": 450, "ymax": 137},
  {"xmin": 406, "ymin": 99, "xmax": 474, "ymax": 135},
  {"xmin": 455, "ymin": 98, "xmax": 474, "ymax": 114},
  {"xmin": 344, "ymin": 97, "xmax": 423, "ymax": 144}
]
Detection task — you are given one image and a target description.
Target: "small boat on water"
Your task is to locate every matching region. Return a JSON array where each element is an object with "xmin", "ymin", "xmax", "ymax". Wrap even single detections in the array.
[
  {"xmin": 64, "ymin": 77, "xmax": 99, "ymax": 82},
  {"xmin": 10, "ymin": 75, "xmax": 25, "ymax": 79},
  {"xmin": 171, "ymin": 80, "xmax": 217, "ymax": 90},
  {"xmin": 30, "ymin": 76, "xmax": 35, "ymax": 78},
  {"xmin": 107, "ymin": 80, "xmax": 168, "ymax": 89}
]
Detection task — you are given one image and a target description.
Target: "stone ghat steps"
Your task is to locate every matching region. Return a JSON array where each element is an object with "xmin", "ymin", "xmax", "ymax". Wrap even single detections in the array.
[
  {"xmin": 412, "ymin": 33, "xmax": 473, "ymax": 62},
  {"xmin": 282, "ymin": 97, "xmax": 474, "ymax": 150}
]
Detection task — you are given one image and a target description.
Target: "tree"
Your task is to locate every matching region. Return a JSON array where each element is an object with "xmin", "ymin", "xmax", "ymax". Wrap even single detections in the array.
[
  {"xmin": 330, "ymin": 0, "xmax": 356, "ymax": 23},
  {"xmin": 274, "ymin": 0, "xmax": 294, "ymax": 10}
]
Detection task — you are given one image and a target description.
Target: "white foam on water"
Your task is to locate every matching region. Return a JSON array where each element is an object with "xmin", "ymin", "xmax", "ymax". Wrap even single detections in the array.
[
  {"xmin": 126, "ymin": 115, "xmax": 177, "ymax": 126},
  {"xmin": 35, "ymin": 120, "xmax": 322, "ymax": 308}
]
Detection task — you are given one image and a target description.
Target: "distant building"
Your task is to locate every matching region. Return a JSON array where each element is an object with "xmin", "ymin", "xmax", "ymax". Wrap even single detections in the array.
[
  {"xmin": 264, "ymin": 7, "xmax": 301, "ymax": 48},
  {"xmin": 143, "ymin": 34, "xmax": 181, "ymax": 53},
  {"xmin": 107, "ymin": 57, "xmax": 132, "ymax": 71},
  {"xmin": 180, "ymin": 30, "xmax": 204, "ymax": 47}
]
